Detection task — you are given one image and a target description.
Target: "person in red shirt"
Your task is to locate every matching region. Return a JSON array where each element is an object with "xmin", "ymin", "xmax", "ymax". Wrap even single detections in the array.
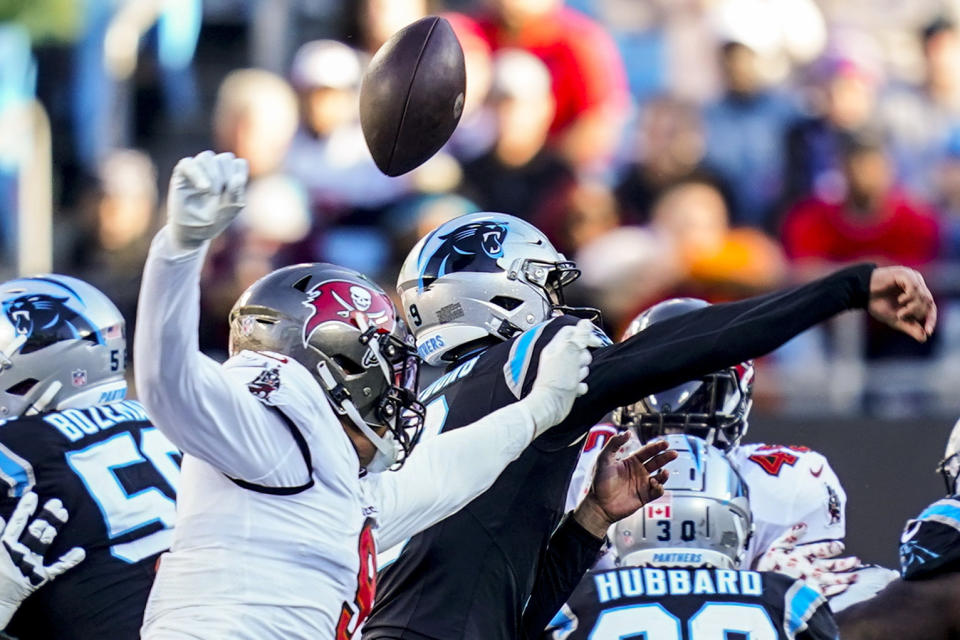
[
  {"xmin": 476, "ymin": 0, "xmax": 629, "ymax": 171},
  {"xmin": 782, "ymin": 131, "xmax": 941, "ymax": 274}
]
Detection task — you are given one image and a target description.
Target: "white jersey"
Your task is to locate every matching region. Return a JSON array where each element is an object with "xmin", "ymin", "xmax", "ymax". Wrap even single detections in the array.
[
  {"xmin": 566, "ymin": 429, "xmax": 846, "ymax": 571},
  {"xmin": 728, "ymin": 443, "xmax": 847, "ymax": 569},
  {"xmin": 134, "ymin": 228, "xmax": 540, "ymax": 640}
]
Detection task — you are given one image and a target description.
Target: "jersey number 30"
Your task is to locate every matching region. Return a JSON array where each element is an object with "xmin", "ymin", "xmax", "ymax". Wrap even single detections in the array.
[
  {"xmin": 66, "ymin": 428, "xmax": 180, "ymax": 564},
  {"xmin": 589, "ymin": 602, "xmax": 777, "ymax": 639}
]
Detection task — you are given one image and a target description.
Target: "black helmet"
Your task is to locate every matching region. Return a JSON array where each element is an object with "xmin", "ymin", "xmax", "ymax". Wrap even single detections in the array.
[
  {"xmin": 229, "ymin": 263, "xmax": 423, "ymax": 470},
  {"xmin": 613, "ymin": 298, "xmax": 754, "ymax": 450}
]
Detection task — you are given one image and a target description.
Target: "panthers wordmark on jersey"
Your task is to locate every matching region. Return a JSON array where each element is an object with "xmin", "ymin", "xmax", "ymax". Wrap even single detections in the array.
[
  {"xmin": 546, "ymin": 566, "xmax": 837, "ymax": 640},
  {"xmin": 0, "ymin": 400, "xmax": 179, "ymax": 640}
]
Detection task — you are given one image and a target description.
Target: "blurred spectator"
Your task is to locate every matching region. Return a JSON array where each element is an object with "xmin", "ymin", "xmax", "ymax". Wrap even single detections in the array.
[
  {"xmin": 213, "ymin": 68, "xmax": 298, "ymax": 179},
  {"xmin": 615, "ymin": 95, "xmax": 731, "ymax": 225},
  {"xmin": 936, "ymin": 130, "xmax": 960, "ymax": 260},
  {"xmin": 284, "ymin": 40, "xmax": 408, "ymax": 218},
  {"xmin": 556, "ymin": 179, "xmax": 621, "ymax": 256},
  {"xmin": 460, "ymin": 49, "xmax": 574, "ymax": 219},
  {"xmin": 782, "ymin": 132, "xmax": 941, "ymax": 273},
  {"xmin": 357, "ymin": 0, "xmax": 428, "ymax": 53},
  {"xmin": 703, "ymin": 40, "xmax": 798, "ymax": 229},
  {"xmin": 650, "ymin": 178, "xmax": 787, "ymax": 298},
  {"xmin": 476, "ymin": 0, "xmax": 629, "ymax": 172},
  {"xmin": 784, "ymin": 42, "xmax": 882, "ymax": 208},
  {"xmin": 882, "ymin": 17, "xmax": 960, "ymax": 199},
  {"xmin": 60, "ymin": 149, "xmax": 158, "ymax": 349}
]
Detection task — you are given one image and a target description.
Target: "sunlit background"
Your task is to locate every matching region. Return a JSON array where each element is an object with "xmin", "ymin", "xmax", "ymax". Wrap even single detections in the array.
[{"xmin": 3, "ymin": 0, "xmax": 960, "ymax": 562}]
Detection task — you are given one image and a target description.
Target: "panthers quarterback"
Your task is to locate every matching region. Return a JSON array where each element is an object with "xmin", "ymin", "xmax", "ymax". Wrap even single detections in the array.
[
  {"xmin": 133, "ymin": 151, "xmax": 658, "ymax": 639},
  {"xmin": 0, "ymin": 274, "xmax": 177, "ymax": 639},
  {"xmin": 366, "ymin": 211, "xmax": 935, "ymax": 640},
  {"xmin": 544, "ymin": 434, "xmax": 838, "ymax": 640}
]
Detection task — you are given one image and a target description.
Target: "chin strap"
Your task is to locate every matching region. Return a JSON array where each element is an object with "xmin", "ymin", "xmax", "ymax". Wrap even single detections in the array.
[
  {"xmin": 314, "ymin": 359, "xmax": 399, "ymax": 473},
  {"xmin": 24, "ymin": 381, "xmax": 63, "ymax": 416}
]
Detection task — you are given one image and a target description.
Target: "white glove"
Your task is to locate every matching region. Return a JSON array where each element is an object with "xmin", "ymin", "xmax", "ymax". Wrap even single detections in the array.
[
  {"xmin": 167, "ymin": 150, "xmax": 248, "ymax": 251},
  {"xmin": 0, "ymin": 492, "xmax": 85, "ymax": 629},
  {"xmin": 524, "ymin": 320, "xmax": 605, "ymax": 437},
  {"xmin": 755, "ymin": 524, "xmax": 860, "ymax": 597}
]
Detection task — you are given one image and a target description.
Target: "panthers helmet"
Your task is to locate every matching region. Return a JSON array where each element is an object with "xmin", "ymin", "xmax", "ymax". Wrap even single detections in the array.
[
  {"xmin": 937, "ymin": 417, "xmax": 960, "ymax": 495},
  {"xmin": 397, "ymin": 212, "xmax": 590, "ymax": 366},
  {"xmin": 0, "ymin": 275, "xmax": 127, "ymax": 418},
  {"xmin": 229, "ymin": 263, "xmax": 423, "ymax": 471},
  {"xmin": 614, "ymin": 298, "xmax": 754, "ymax": 450},
  {"xmin": 613, "ymin": 434, "xmax": 752, "ymax": 569}
]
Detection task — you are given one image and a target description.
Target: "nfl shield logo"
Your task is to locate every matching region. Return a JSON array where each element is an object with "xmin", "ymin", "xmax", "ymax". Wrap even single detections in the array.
[{"xmin": 71, "ymin": 369, "xmax": 87, "ymax": 387}]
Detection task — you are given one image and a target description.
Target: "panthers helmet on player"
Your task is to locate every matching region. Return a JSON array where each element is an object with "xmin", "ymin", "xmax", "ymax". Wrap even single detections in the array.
[
  {"xmin": 397, "ymin": 212, "xmax": 591, "ymax": 366},
  {"xmin": 229, "ymin": 263, "xmax": 423, "ymax": 471},
  {"xmin": 0, "ymin": 275, "xmax": 127, "ymax": 417},
  {"xmin": 614, "ymin": 298, "xmax": 754, "ymax": 450},
  {"xmin": 936, "ymin": 417, "xmax": 960, "ymax": 495},
  {"xmin": 613, "ymin": 434, "xmax": 752, "ymax": 569}
]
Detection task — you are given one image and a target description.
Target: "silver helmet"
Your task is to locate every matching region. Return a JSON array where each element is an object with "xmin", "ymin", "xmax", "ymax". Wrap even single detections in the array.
[
  {"xmin": 229, "ymin": 263, "xmax": 423, "ymax": 471},
  {"xmin": 937, "ymin": 417, "xmax": 960, "ymax": 495},
  {"xmin": 614, "ymin": 298, "xmax": 754, "ymax": 450},
  {"xmin": 613, "ymin": 434, "xmax": 752, "ymax": 569},
  {"xmin": 0, "ymin": 275, "xmax": 127, "ymax": 417},
  {"xmin": 397, "ymin": 212, "xmax": 588, "ymax": 366}
]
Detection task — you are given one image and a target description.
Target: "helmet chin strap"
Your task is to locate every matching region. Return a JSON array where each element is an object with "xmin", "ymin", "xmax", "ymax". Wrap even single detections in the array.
[
  {"xmin": 24, "ymin": 381, "xmax": 62, "ymax": 416},
  {"xmin": 314, "ymin": 358, "xmax": 399, "ymax": 473}
]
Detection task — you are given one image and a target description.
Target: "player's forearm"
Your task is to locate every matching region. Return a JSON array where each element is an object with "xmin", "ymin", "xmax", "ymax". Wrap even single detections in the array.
[
  {"xmin": 519, "ymin": 511, "xmax": 606, "ymax": 640},
  {"xmin": 589, "ymin": 262, "xmax": 875, "ymax": 411},
  {"xmin": 375, "ymin": 402, "xmax": 536, "ymax": 549}
]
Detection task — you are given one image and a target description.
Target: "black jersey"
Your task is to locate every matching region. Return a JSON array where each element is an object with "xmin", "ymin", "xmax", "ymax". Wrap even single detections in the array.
[
  {"xmin": 365, "ymin": 264, "xmax": 873, "ymax": 640},
  {"xmin": 900, "ymin": 496, "xmax": 960, "ymax": 579},
  {"xmin": 545, "ymin": 566, "xmax": 837, "ymax": 640},
  {"xmin": 0, "ymin": 400, "xmax": 180, "ymax": 639}
]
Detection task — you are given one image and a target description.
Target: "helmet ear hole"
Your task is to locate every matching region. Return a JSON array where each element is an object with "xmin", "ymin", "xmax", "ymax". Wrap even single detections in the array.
[
  {"xmin": 489, "ymin": 296, "xmax": 523, "ymax": 311},
  {"xmin": 332, "ymin": 354, "xmax": 364, "ymax": 376},
  {"xmin": 6, "ymin": 379, "xmax": 38, "ymax": 396}
]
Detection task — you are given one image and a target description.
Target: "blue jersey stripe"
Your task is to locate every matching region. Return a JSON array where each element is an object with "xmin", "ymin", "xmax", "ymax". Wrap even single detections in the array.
[
  {"xmin": 787, "ymin": 583, "xmax": 821, "ymax": 636},
  {"xmin": 0, "ymin": 444, "xmax": 32, "ymax": 497},
  {"xmin": 509, "ymin": 326, "xmax": 540, "ymax": 385}
]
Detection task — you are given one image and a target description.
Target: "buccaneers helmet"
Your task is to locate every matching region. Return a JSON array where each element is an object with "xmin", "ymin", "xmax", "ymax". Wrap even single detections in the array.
[
  {"xmin": 614, "ymin": 298, "xmax": 754, "ymax": 450},
  {"xmin": 397, "ymin": 212, "xmax": 594, "ymax": 366},
  {"xmin": 0, "ymin": 275, "xmax": 127, "ymax": 417},
  {"xmin": 229, "ymin": 263, "xmax": 423, "ymax": 471}
]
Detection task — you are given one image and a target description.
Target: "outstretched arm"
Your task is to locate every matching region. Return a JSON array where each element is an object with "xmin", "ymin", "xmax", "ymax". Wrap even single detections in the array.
[
  {"xmin": 543, "ymin": 263, "xmax": 936, "ymax": 445},
  {"xmin": 135, "ymin": 151, "xmax": 307, "ymax": 486}
]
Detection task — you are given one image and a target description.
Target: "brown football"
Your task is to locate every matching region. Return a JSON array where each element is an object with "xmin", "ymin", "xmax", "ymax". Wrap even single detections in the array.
[{"xmin": 359, "ymin": 16, "xmax": 466, "ymax": 177}]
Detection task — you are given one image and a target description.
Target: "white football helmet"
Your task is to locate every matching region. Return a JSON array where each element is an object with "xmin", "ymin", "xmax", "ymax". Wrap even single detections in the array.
[
  {"xmin": 0, "ymin": 276, "xmax": 127, "ymax": 417},
  {"xmin": 397, "ymin": 212, "xmax": 588, "ymax": 366},
  {"xmin": 613, "ymin": 434, "xmax": 753, "ymax": 570}
]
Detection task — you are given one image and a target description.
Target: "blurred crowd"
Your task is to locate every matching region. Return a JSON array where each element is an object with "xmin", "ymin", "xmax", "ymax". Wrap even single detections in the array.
[{"xmin": 5, "ymin": 0, "xmax": 960, "ymax": 413}]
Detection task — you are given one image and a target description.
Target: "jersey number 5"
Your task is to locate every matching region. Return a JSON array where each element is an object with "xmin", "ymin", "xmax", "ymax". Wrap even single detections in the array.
[{"xmin": 65, "ymin": 428, "xmax": 180, "ymax": 563}]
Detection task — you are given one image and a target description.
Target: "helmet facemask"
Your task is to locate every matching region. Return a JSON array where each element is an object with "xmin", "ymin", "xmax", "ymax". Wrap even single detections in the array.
[{"xmin": 615, "ymin": 366, "xmax": 754, "ymax": 451}]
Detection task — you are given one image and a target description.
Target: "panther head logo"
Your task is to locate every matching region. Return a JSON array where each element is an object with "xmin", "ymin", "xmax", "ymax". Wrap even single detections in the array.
[
  {"xmin": 2, "ymin": 294, "xmax": 98, "ymax": 354},
  {"xmin": 418, "ymin": 221, "xmax": 508, "ymax": 290}
]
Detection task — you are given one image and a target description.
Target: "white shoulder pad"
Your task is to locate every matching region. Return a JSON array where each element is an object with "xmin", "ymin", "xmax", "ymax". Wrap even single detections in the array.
[{"xmin": 730, "ymin": 443, "xmax": 846, "ymax": 562}]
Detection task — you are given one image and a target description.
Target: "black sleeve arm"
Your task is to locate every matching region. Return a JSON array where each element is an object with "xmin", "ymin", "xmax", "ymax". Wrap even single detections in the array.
[
  {"xmin": 539, "ymin": 263, "xmax": 874, "ymax": 447},
  {"xmin": 519, "ymin": 512, "xmax": 605, "ymax": 640}
]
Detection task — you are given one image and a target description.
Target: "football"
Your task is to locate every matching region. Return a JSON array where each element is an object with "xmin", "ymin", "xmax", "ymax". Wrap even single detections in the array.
[{"xmin": 359, "ymin": 16, "xmax": 466, "ymax": 177}]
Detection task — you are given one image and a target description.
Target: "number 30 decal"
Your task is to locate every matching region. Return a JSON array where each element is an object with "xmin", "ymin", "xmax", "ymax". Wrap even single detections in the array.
[{"xmin": 589, "ymin": 602, "xmax": 777, "ymax": 639}]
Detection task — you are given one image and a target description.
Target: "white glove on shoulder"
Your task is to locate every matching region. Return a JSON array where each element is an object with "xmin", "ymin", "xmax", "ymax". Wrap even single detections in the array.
[
  {"xmin": 0, "ymin": 492, "xmax": 85, "ymax": 629},
  {"xmin": 167, "ymin": 150, "xmax": 248, "ymax": 251},
  {"xmin": 524, "ymin": 319, "xmax": 605, "ymax": 438},
  {"xmin": 755, "ymin": 523, "xmax": 860, "ymax": 597}
]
